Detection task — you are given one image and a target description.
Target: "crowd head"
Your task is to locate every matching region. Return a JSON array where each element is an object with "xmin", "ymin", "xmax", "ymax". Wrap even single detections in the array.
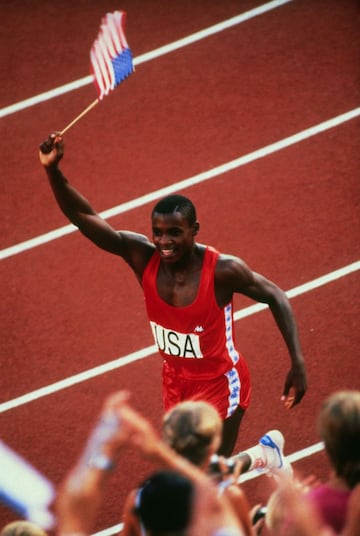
[
  {"xmin": 318, "ymin": 390, "xmax": 360, "ymax": 489},
  {"xmin": 162, "ymin": 400, "xmax": 222, "ymax": 467}
]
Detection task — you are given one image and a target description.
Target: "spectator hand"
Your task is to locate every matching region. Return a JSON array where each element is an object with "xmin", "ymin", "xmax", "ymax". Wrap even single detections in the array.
[{"xmin": 100, "ymin": 391, "xmax": 160, "ymax": 459}]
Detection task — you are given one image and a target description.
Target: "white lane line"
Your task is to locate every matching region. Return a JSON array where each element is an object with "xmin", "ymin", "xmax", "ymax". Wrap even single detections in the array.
[
  {"xmin": 1, "ymin": 107, "xmax": 359, "ymax": 261},
  {"xmin": 92, "ymin": 440, "xmax": 326, "ymax": 536},
  {"xmin": 234, "ymin": 260, "xmax": 360, "ymax": 320},
  {"xmin": 0, "ymin": 0, "xmax": 293, "ymax": 118},
  {"xmin": 0, "ymin": 260, "xmax": 358, "ymax": 415},
  {"xmin": 287, "ymin": 441, "xmax": 325, "ymax": 463}
]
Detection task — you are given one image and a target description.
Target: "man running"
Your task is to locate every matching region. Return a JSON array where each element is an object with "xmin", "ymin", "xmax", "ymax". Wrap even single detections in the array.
[{"xmin": 39, "ymin": 132, "xmax": 307, "ymax": 456}]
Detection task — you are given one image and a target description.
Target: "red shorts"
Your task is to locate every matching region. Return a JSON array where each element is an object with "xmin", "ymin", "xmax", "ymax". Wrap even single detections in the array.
[{"xmin": 162, "ymin": 358, "xmax": 251, "ymax": 420}]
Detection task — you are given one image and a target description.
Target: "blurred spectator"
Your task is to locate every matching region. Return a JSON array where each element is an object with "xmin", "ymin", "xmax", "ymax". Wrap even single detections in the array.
[
  {"xmin": 133, "ymin": 470, "xmax": 193, "ymax": 535},
  {"xmin": 264, "ymin": 390, "xmax": 360, "ymax": 535},
  {"xmin": 123, "ymin": 399, "xmax": 292, "ymax": 536},
  {"xmin": 55, "ymin": 391, "xmax": 247, "ymax": 536},
  {"xmin": 0, "ymin": 521, "xmax": 47, "ymax": 536},
  {"xmin": 305, "ymin": 390, "xmax": 360, "ymax": 533}
]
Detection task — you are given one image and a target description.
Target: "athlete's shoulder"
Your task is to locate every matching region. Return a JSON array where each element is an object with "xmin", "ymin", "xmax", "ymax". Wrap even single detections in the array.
[
  {"xmin": 214, "ymin": 253, "xmax": 253, "ymax": 288},
  {"xmin": 196, "ymin": 243, "xmax": 219, "ymax": 258},
  {"xmin": 119, "ymin": 230, "xmax": 153, "ymax": 246},
  {"xmin": 216, "ymin": 252, "xmax": 249, "ymax": 271},
  {"xmin": 201, "ymin": 245, "xmax": 249, "ymax": 278},
  {"xmin": 118, "ymin": 231, "xmax": 155, "ymax": 277}
]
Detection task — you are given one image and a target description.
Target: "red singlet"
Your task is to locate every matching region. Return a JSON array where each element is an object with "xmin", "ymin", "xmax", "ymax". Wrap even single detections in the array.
[{"xmin": 142, "ymin": 246, "xmax": 251, "ymax": 419}]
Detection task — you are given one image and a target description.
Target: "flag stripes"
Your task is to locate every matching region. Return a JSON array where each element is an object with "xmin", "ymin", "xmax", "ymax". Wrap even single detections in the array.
[{"xmin": 90, "ymin": 11, "xmax": 134, "ymax": 100}]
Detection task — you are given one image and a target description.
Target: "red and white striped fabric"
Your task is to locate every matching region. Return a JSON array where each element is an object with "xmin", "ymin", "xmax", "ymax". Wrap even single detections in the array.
[{"xmin": 90, "ymin": 11, "xmax": 134, "ymax": 100}]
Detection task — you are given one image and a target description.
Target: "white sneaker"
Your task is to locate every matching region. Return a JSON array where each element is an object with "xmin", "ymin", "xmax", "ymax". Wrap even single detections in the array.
[{"xmin": 258, "ymin": 430, "xmax": 293, "ymax": 479}]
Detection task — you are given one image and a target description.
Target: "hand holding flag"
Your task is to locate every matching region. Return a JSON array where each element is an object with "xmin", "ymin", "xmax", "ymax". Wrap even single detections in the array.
[{"xmin": 60, "ymin": 10, "xmax": 134, "ymax": 135}]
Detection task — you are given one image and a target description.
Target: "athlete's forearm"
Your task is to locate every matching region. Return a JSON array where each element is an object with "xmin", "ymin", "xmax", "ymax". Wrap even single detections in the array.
[
  {"xmin": 46, "ymin": 164, "xmax": 97, "ymax": 226},
  {"xmin": 40, "ymin": 132, "xmax": 98, "ymax": 226},
  {"xmin": 268, "ymin": 291, "xmax": 304, "ymax": 366},
  {"xmin": 269, "ymin": 291, "xmax": 307, "ymax": 404}
]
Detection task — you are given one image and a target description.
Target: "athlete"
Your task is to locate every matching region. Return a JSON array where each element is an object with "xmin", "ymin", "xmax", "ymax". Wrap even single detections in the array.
[{"xmin": 39, "ymin": 132, "xmax": 307, "ymax": 456}]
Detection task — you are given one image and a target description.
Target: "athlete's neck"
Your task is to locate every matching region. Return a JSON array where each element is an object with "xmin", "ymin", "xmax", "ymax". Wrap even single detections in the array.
[{"xmin": 162, "ymin": 244, "xmax": 202, "ymax": 276}]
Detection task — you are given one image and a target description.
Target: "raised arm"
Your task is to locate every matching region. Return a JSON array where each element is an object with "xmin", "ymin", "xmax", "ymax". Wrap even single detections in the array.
[
  {"xmin": 216, "ymin": 255, "xmax": 307, "ymax": 408},
  {"xmin": 39, "ymin": 133, "xmax": 153, "ymax": 276}
]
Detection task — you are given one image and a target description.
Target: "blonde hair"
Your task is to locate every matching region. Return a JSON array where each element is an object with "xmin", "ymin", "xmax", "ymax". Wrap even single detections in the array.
[
  {"xmin": 317, "ymin": 390, "xmax": 360, "ymax": 489},
  {"xmin": 162, "ymin": 400, "xmax": 222, "ymax": 466},
  {"xmin": 265, "ymin": 481, "xmax": 323, "ymax": 534},
  {"xmin": 0, "ymin": 521, "xmax": 47, "ymax": 536}
]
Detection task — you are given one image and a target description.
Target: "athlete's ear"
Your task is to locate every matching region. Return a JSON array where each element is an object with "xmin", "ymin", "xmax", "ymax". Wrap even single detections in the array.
[{"xmin": 192, "ymin": 221, "xmax": 200, "ymax": 235}]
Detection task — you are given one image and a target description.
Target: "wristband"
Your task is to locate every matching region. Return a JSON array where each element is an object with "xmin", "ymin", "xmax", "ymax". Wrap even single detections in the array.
[
  {"xmin": 87, "ymin": 453, "xmax": 115, "ymax": 471},
  {"xmin": 81, "ymin": 412, "xmax": 119, "ymax": 472}
]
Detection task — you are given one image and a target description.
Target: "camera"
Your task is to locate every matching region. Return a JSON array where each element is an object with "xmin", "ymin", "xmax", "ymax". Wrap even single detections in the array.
[
  {"xmin": 208, "ymin": 454, "xmax": 236, "ymax": 475},
  {"xmin": 252, "ymin": 506, "xmax": 267, "ymax": 524}
]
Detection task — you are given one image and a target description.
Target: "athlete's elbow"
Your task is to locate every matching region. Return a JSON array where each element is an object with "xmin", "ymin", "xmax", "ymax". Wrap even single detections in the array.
[{"xmin": 268, "ymin": 287, "xmax": 291, "ymax": 310}]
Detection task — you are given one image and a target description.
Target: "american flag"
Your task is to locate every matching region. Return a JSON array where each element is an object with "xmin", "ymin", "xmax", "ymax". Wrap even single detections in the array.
[{"xmin": 90, "ymin": 11, "xmax": 134, "ymax": 101}]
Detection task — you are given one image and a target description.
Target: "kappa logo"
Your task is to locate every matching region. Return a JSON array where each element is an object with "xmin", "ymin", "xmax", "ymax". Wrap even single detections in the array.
[{"xmin": 193, "ymin": 325, "xmax": 204, "ymax": 333}]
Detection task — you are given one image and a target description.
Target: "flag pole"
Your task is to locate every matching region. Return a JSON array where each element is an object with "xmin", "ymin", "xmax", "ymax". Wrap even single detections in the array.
[{"xmin": 60, "ymin": 98, "xmax": 99, "ymax": 136}]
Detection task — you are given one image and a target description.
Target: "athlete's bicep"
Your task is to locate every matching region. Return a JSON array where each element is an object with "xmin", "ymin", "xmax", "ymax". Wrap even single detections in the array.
[
  {"xmin": 238, "ymin": 271, "xmax": 285, "ymax": 304},
  {"xmin": 77, "ymin": 214, "xmax": 154, "ymax": 273},
  {"xmin": 215, "ymin": 256, "xmax": 254, "ymax": 305},
  {"xmin": 217, "ymin": 256, "xmax": 283, "ymax": 305},
  {"xmin": 75, "ymin": 212, "xmax": 125, "ymax": 254},
  {"xmin": 119, "ymin": 231, "xmax": 155, "ymax": 278}
]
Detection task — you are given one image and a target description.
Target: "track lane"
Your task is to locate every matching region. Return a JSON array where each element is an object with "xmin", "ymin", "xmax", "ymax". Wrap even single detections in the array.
[
  {"xmin": 0, "ymin": 272, "xmax": 359, "ymax": 531},
  {"xmin": 1, "ymin": 0, "xmax": 359, "ymax": 532},
  {"xmin": 1, "ymin": 118, "xmax": 359, "ymax": 400},
  {"xmin": 1, "ymin": 0, "xmax": 359, "ymax": 248}
]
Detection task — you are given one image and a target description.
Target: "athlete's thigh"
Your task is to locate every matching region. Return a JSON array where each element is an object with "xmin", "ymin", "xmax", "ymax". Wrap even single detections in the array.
[
  {"xmin": 181, "ymin": 375, "xmax": 231, "ymax": 419},
  {"xmin": 162, "ymin": 365, "xmax": 185, "ymax": 410}
]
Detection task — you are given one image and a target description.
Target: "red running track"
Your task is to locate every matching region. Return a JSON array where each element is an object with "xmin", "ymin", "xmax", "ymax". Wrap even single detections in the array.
[{"xmin": 1, "ymin": 0, "xmax": 359, "ymax": 533}]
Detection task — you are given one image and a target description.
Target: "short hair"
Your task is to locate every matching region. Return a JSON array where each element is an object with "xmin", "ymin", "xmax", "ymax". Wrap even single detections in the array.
[
  {"xmin": 152, "ymin": 195, "xmax": 197, "ymax": 226},
  {"xmin": 317, "ymin": 390, "xmax": 360, "ymax": 488},
  {"xmin": 135, "ymin": 470, "xmax": 193, "ymax": 534},
  {"xmin": 162, "ymin": 400, "xmax": 222, "ymax": 466},
  {"xmin": 0, "ymin": 521, "xmax": 47, "ymax": 536}
]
